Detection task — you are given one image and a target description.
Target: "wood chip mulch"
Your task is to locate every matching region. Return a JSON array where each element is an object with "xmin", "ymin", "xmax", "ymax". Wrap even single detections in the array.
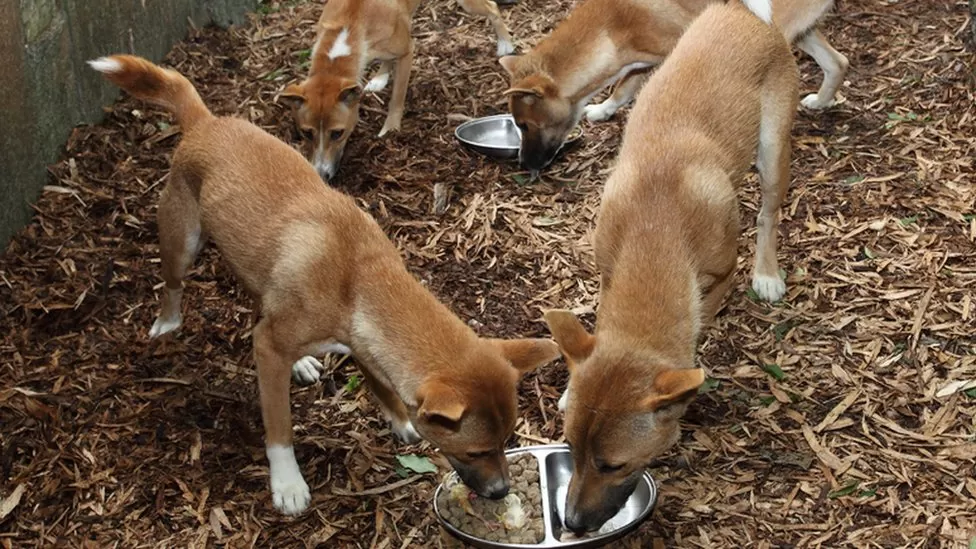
[{"xmin": 1, "ymin": 0, "xmax": 974, "ymax": 547}]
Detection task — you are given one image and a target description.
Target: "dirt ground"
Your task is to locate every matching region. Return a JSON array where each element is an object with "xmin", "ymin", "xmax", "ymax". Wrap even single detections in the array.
[{"xmin": 1, "ymin": 0, "xmax": 975, "ymax": 547}]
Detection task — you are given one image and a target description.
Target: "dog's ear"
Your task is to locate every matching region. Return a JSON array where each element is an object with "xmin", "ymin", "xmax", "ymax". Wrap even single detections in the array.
[
  {"xmin": 499, "ymin": 55, "xmax": 521, "ymax": 77},
  {"xmin": 640, "ymin": 368, "xmax": 705, "ymax": 411},
  {"xmin": 280, "ymin": 83, "xmax": 306, "ymax": 105},
  {"xmin": 417, "ymin": 381, "xmax": 465, "ymax": 428},
  {"xmin": 338, "ymin": 82, "xmax": 361, "ymax": 105},
  {"xmin": 543, "ymin": 310, "xmax": 595, "ymax": 371},
  {"xmin": 490, "ymin": 338, "xmax": 561, "ymax": 375},
  {"xmin": 503, "ymin": 86, "xmax": 544, "ymax": 99}
]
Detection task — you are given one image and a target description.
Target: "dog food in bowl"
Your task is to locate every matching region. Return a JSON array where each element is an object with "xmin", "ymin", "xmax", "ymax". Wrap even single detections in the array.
[{"xmin": 435, "ymin": 453, "xmax": 545, "ymax": 544}]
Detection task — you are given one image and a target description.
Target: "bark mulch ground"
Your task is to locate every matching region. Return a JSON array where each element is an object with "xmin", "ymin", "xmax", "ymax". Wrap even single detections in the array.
[{"xmin": 1, "ymin": 0, "xmax": 974, "ymax": 547}]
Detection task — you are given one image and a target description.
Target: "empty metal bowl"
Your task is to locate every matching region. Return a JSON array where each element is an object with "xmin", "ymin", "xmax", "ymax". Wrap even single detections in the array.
[
  {"xmin": 434, "ymin": 444, "xmax": 657, "ymax": 549},
  {"xmin": 454, "ymin": 114, "xmax": 583, "ymax": 160}
]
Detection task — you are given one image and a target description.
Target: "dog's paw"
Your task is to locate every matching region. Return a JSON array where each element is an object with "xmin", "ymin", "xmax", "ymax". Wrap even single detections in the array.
[
  {"xmin": 149, "ymin": 315, "xmax": 181, "ymax": 339},
  {"xmin": 800, "ymin": 93, "xmax": 835, "ymax": 110},
  {"xmin": 378, "ymin": 120, "xmax": 401, "ymax": 137},
  {"xmin": 496, "ymin": 39, "xmax": 515, "ymax": 57},
  {"xmin": 268, "ymin": 445, "xmax": 310, "ymax": 515},
  {"xmin": 584, "ymin": 102, "xmax": 615, "ymax": 122},
  {"xmin": 392, "ymin": 419, "xmax": 422, "ymax": 444},
  {"xmin": 291, "ymin": 356, "xmax": 324, "ymax": 385},
  {"xmin": 557, "ymin": 389, "xmax": 569, "ymax": 412},
  {"xmin": 272, "ymin": 477, "xmax": 311, "ymax": 516},
  {"xmin": 364, "ymin": 72, "xmax": 390, "ymax": 93},
  {"xmin": 751, "ymin": 273, "xmax": 786, "ymax": 302}
]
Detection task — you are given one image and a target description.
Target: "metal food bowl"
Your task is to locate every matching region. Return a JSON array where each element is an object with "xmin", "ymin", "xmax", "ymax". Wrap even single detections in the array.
[
  {"xmin": 454, "ymin": 114, "xmax": 583, "ymax": 160},
  {"xmin": 434, "ymin": 444, "xmax": 657, "ymax": 549}
]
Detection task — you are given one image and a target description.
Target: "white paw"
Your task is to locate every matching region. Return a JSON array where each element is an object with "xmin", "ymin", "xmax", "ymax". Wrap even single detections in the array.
[
  {"xmin": 801, "ymin": 93, "xmax": 835, "ymax": 110},
  {"xmin": 268, "ymin": 445, "xmax": 310, "ymax": 515},
  {"xmin": 392, "ymin": 419, "xmax": 422, "ymax": 444},
  {"xmin": 584, "ymin": 102, "xmax": 616, "ymax": 122},
  {"xmin": 496, "ymin": 40, "xmax": 515, "ymax": 57},
  {"xmin": 557, "ymin": 389, "xmax": 569, "ymax": 412},
  {"xmin": 149, "ymin": 315, "xmax": 181, "ymax": 339},
  {"xmin": 751, "ymin": 273, "xmax": 787, "ymax": 302},
  {"xmin": 378, "ymin": 120, "xmax": 400, "ymax": 137},
  {"xmin": 364, "ymin": 72, "xmax": 390, "ymax": 93},
  {"xmin": 291, "ymin": 356, "xmax": 324, "ymax": 385}
]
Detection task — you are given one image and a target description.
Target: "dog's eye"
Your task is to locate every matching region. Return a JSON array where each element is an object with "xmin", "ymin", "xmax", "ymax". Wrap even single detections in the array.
[
  {"xmin": 298, "ymin": 128, "xmax": 315, "ymax": 140},
  {"xmin": 329, "ymin": 129, "xmax": 344, "ymax": 141},
  {"xmin": 597, "ymin": 462, "xmax": 624, "ymax": 474}
]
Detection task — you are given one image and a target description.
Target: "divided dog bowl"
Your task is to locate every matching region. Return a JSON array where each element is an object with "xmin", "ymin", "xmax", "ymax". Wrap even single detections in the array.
[
  {"xmin": 454, "ymin": 114, "xmax": 583, "ymax": 160},
  {"xmin": 434, "ymin": 444, "xmax": 657, "ymax": 548}
]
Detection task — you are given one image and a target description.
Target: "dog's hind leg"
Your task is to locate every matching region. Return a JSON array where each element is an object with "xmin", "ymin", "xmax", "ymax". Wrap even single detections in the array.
[
  {"xmin": 796, "ymin": 29, "xmax": 848, "ymax": 109},
  {"xmin": 456, "ymin": 0, "xmax": 514, "ymax": 56},
  {"xmin": 378, "ymin": 41, "xmax": 414, "ymax": 137},
  {"xmin": 752, "ymin": 64, "xmax": 798, "ymax": 302},
  {"xmin": 584, "ymin": 70, "xmax": 650, "ymax": 122},
  {"xmin": 150, "ymin": 169, "xmax": 207, "ymax": 338}
]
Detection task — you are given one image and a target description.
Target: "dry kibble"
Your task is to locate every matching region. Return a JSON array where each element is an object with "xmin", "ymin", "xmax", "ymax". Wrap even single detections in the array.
[{"xmin": 438, "ymin": 453, "xmax": 545, "ymax": 544}]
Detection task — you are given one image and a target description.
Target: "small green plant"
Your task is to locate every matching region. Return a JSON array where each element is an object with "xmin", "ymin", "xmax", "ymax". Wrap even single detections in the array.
[
  {"xmin": 344, "ymin": 374, "xmax": 361, "ymax": 393},
  {"xmin": 761, "ymin": 363, "xmax": 786, "ymax": 381}
]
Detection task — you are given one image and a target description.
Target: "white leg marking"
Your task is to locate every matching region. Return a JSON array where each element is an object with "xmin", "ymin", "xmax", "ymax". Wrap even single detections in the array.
[
  {"xmin": 149, "ymin": 287, "xmax": 182, "ymax": 339},
  {"xmin": 751, "ymin": 273, "xmax": 786, "ymax": 302},
  {"xmin": 496, "ymin": 39, "xmax": 515, "ymax": 57},
  {"xmin": 364, "ymin": 72, "xmax": 390, "ymax": 93},
  {"xmin": 583, "ymin": 99, "xmax": 620, "ymax": 122},
  {"xmin": 392, "ymin": 419, "xmax": 422, "ymax": 444},
  {"xmin": 558, "ymin": 389, "xmax": 569, "ymax": 412},
  {"xmin": 267, "ymin": 445, "xmax": 310, "ymax": 515},
  {"xmin": 291, "ymin": 356, "xmax": 325, "ymax": 385}
]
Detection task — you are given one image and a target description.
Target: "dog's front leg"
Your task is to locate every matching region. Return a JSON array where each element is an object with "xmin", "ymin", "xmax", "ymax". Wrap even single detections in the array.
[
  {"xmin": 254, "ymin": 318, "xmax": 310, "ymax": 515},
  {"xmin": 584, "ymin": 70, "xmax": 649, "ymax": 122},
  {"xmin": 378, "ymin": 43, "xmax": 414, "ymax": 137}
]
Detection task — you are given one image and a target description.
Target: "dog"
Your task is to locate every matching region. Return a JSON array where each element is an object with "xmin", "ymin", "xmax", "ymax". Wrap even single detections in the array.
[
  {"xmin": 542, "ymin": 0, "xmax": 798, "ymax": 534},
  {"xmin": 501, "ymin": 0, "xmax": 844, "ymax": 172},
  {"xmin": 283, "ymin": 0, "xmax": 515, "ymax": 180},
  {"xmin": 90, "ymin": 55, "xmax": 560, "ymax": 516}
]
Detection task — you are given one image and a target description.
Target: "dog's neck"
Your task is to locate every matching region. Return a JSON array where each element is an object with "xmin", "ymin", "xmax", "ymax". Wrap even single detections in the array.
[
  {"xmin": 595, "ymin": 226, "xmax": 701, "ymax": 368},
  {"xmin": 347, "ymin": 260, "xmax": 478, "ymax": 407},
  {"xmin": 529, "ymin": 32, "xmax": 650, "ymax": 105},
  {"xmin": 310, "ymin": 25, "xmax": 367, "ymax": 82}
]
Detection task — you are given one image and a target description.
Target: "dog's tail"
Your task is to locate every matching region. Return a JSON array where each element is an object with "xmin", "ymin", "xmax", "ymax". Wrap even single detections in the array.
[
  {"xmin": 88, "ymin": 55, "xmax": 212, "ymax": 131},
  {"xmin": 739, "ymin": 0, "xmax": 773, "ymax": 25}
]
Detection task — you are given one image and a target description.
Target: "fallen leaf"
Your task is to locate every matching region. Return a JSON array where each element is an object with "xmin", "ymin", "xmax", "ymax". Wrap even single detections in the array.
[{"xmin": 395, "ymin": 454, "xmax": 438, "ymax": 475}]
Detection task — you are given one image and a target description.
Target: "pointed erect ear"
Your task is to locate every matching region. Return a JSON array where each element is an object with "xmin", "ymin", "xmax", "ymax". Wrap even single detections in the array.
[
  {"xmin": 416, "ymin": 381, "xmax": 465, "ymax": 427},
  {"xmin": 640, "ymin": 369, "xmax": 705, "ymax": 411},
  {"xmin": 280, "ymin": 83, "xmax": 306, "ymax": 103},
  {"xmin": 499, "ymin": 55, "xmax": 521, "ymax": 76},
  {"xmin": 490, "ymin": 338, "xmax": 561, "ymax": 375},
  {"xmin": 338, "ymin": 83, "xmax": 361, "ymax": 105},
  {"xmin": 543, "ymin": 310, "xmax": 595, "ymax": 369},
  {"xmin": 503, "ymin": 86, "xmax": 544, "ymax": 99}
]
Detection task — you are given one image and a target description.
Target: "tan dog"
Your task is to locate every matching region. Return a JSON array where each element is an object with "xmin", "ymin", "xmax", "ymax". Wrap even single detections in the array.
[
  {"xmin": 284, "ymin": 0, "xmax": 515, "ymax": 180},
  {"xmin": 90, "ymin": 55, "xmax": 559, "ymax": 516},
  {"xmin": 501, "ymin": 0, "xmax": 844, "ymax": 172},
  {"xmin": 542, "ymin": 0, "xmax": 798, "ymax": 533}
]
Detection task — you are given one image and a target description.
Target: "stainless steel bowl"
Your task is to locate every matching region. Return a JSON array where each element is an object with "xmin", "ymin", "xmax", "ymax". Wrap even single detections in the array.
[
  {"xmin": 434, "ymin": 444, "xmax": 657, "ymax": 549},
  {"xmin": 454, "ymin": 115, "xmax": 583, "ymax": 160}
]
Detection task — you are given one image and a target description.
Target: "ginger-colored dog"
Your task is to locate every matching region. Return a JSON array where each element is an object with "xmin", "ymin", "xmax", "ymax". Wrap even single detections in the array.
[
  {"xmin": 284, "ymin": 0, "xmax": 515, "ymax": 180},
  {"xmin": 501, "ymin": 0, "xmax": 844, "ymax": 172},
  {"xmin": 90, "ymin": 55, "xmax": 559, "ymax": 516},
  {"xmin": 543, "ymin": 0, "xmax": 798, "ymax": 533}
]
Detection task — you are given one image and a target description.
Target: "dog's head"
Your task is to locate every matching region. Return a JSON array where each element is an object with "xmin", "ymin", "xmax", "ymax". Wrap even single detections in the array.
[
  {"xmin": 411, "ymin": 338, "xmax": 560, "ymax": 499},
  {"xmin": 281, "ymin": 77, "xmax": 361, "ymax": 181},
  {"xmin": 544, "ymin": 310, "xmax": 704, "ymax": 534},
  {"xmin": 500, "ymin": 56, "xmax": 576, "ymax": 173}
]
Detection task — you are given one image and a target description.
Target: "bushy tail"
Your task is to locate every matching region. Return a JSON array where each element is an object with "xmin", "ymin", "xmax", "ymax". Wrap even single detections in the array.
[
  {"xmin": 88, "ymin": 55, "xmax": 211, "ymax": 130},
  {"xmin": 739, "ymin": 0, "xmax": 773, "ymax": 24}
]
